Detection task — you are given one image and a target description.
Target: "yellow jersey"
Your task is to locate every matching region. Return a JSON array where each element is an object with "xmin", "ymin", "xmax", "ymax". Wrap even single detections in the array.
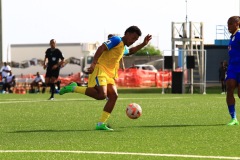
[{"xmin": 97, "ymin": 36, "xmax": 125, "ymax": 78}]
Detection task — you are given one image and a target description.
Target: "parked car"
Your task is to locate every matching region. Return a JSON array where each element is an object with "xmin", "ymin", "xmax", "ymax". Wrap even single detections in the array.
[{"xmin": 128, "ymin": 64, "xmax": 158, "ymax": 73}]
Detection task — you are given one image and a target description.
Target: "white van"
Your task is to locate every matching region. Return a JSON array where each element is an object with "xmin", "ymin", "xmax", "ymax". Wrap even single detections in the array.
[{"xmin": 129, "ymin": 64, "xmax": 158, "ymax": 73}]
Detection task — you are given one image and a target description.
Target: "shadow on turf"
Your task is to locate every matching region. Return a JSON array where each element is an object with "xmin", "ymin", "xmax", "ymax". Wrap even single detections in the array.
[
  {"xmin": 119, "ymin": 123, "xmax": 226, "ymax": 128},
  {"xmin": 7, "ymin": 128, "xmax": 121, "ymax": 133},
  {"xmin": 7, "ymin": 124, "xmax": 226, "ymax": 133},
  {"xmin": 8, "ymin": 129, "xmax": 93, "ymax": 133}
]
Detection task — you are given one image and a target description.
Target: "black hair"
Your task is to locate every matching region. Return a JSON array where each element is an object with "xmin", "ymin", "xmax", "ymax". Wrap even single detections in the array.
[
  {"xmin": 228, "ymin": 16, "xmax": 240, "ymax": 27},
  {"xmin": 50, "ymin": 39, "xmax": 56, "ymax": 43},
  {"xmin": 108, "ymin": 34, "xmax": 114, "ymax": 39},
  {"xmin": 124, "ymin": 26, "xmax": 142, "ymax": 36}
]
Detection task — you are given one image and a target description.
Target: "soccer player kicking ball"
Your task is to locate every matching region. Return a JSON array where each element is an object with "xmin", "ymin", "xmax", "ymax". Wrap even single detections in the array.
[
  {"xmin": 225, "ymin": 16, "xmax": 240, "ymax": 126},
  {"xmin": 60, "ymin": 26, "xmax": 152, "ymax": 130}
]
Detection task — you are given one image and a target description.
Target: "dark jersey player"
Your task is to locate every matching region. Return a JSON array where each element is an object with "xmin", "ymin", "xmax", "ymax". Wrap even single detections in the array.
[{"xmin": 43, "ymin": 39, "xmax": 65, "ymax": 100}]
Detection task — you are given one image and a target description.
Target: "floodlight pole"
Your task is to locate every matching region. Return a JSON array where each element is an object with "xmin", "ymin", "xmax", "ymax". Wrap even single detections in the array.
[{"xmin": 185, "ymin": 0, "xmax": 188, "ymax": 24}]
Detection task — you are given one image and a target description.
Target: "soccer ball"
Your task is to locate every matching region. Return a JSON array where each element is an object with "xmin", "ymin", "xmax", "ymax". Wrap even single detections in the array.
[{"xmin": 126, "ymin": 103, "xmax": 142, "ymax": 119}]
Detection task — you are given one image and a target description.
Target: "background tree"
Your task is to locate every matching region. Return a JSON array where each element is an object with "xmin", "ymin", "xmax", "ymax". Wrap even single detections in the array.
[{"xmin": 134, "ymin": 44, "xmax": 162, "ymax": 56}]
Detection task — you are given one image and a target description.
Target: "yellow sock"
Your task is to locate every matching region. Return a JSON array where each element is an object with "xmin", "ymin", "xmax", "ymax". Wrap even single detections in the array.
[
  {"xmin": 74, "ymin": 86, "xmax": 86, "ymax": 94},
  {"xmin": 99, "ymin": 111, "xmax": 110, "ymax": 123}
]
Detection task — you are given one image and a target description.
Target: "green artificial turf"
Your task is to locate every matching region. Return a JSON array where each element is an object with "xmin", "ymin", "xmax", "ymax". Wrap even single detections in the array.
[{"xmin": 0, "ymin": 92, "xmax": 240, "ymax": 160}]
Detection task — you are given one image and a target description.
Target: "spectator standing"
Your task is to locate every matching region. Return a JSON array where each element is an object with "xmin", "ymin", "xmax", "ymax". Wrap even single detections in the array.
[
  {"xmin": 3, "ymin": 70, "xmax": 15, "ymax": 93},
  {"xmin": 219, "ymin": 60, "xmax": 228, "ymax": 94},
  {"xmin": 0, "ymin": 62, "xmax": 11, "ymax": 83}
]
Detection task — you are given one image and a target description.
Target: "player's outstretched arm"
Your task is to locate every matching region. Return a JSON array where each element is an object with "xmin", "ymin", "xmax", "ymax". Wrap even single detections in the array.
[{"xmin": 127, "ymin": 34, "xmax": 152, "ymax": 56}]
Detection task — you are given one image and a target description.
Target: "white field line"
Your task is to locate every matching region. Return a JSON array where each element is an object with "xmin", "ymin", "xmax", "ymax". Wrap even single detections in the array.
[
  {"xmin": 0, "ymin": 150, "xmax": 240, "ymax": 159},
  {"xmin": 0, "ymin": 97, "xmax": 187, "ymax": 104}
]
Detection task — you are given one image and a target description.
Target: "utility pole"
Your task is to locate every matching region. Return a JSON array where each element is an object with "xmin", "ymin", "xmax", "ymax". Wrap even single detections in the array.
[{"xmin": 185, "ymin": 0, "xmax": 188, "ymax": 24}]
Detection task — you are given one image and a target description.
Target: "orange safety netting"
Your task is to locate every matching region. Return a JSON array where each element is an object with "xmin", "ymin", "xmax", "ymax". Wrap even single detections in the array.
[
  {"xmin": 14, "ymin": 69, "xmax": 186, "ymax": 88},
  {"xmin": 115, "ymin": 68, "xmax": 173, "ymax": 88},
  {"xmin": 58, "ymin": 73, "xmax": 81, "ymax": 86},
  {"xmin": 13, "ymin": 73, "xmax": 82, "ymax": 87}
]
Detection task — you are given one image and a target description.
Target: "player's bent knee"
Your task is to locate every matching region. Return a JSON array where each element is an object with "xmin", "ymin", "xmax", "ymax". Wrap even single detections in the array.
[
  {"xmin": 96, "ymin": 92, "xmax": 107, "ymax": 100},
  {"xmin": 97, "ymin": 95, "xmax": 107, "ymax": 100}
]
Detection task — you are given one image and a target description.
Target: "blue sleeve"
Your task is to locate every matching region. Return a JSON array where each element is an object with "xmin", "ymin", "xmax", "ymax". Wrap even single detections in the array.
[
  {"xmin": 236, "ymin": 32, "xmax": 240, "ymax": 42},
  {"xmin": 104, "ymin": 36, "xmax": 122, "ymax": 50},
  {"xmin": 124, "ymin": 46, "xmax": 129, "ymax": 55}
]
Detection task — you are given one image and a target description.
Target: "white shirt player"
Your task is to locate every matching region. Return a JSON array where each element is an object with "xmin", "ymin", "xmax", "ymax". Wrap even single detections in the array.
[
  {"xmin": 1, "ymin": 64, "xmax": 11, "ymax": 78},
  {"xmin": 6, "ymin": 74, "xmax": 15, "ymax": 83},
  {"xmin": 34, "ymin": 75, "xmax": 45, "ymax": 83}
]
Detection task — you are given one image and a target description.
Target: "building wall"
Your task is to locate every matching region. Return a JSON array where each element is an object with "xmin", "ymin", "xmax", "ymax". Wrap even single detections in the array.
[
  {"xmin": 205, "ymin": 46, "xmax": 228, "ymax": 83},
  {"xmin": 11, "ymin": 43, "xmax": 86, "ymax": 62},
  {"xmin": 9, "ymin": 43, "xmax": 97, "ymax": 76}
]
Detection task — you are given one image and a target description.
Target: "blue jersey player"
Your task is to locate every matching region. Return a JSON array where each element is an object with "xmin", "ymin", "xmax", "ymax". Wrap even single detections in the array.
[{"xmin": 226, "ymin": 16, "xmax": 240, "ymax": 125}]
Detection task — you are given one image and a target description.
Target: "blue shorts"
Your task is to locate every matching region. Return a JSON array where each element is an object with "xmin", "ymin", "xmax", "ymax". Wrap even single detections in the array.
[{"xmin": 226, "ymin": 70, "xmax": 240, "ymax": 83}]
